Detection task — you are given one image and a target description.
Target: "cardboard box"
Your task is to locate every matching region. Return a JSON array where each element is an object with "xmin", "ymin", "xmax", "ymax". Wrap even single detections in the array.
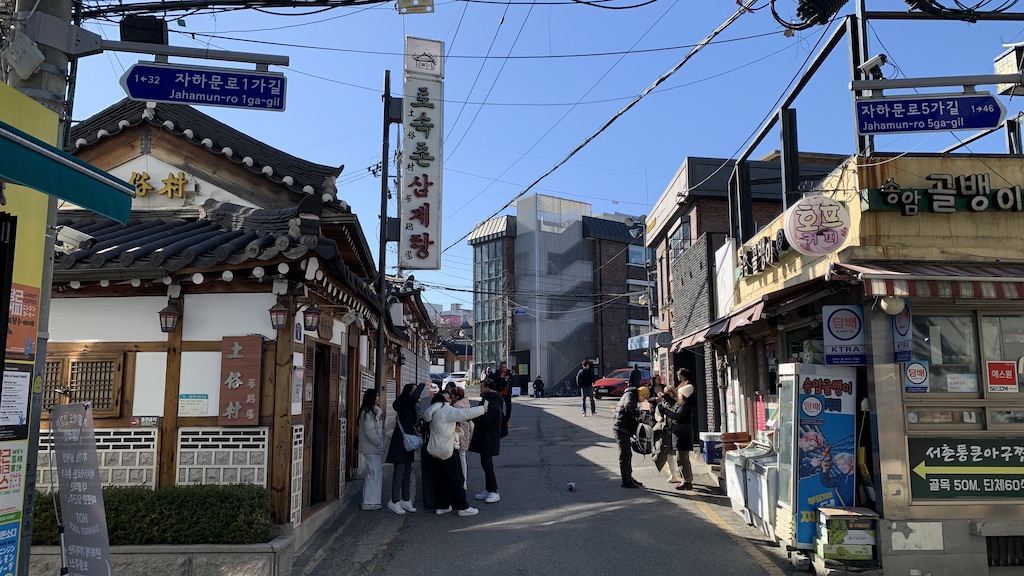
[
  {"xmin": 701, "ymin": 441, "xmax": 723, "ymax": 465},
  {"xmin": 815, "ymin": 540, "xmax": 874, "ymax": 561},
  {"xmin": 818, "ymin": 507, "xmax": 878, "ymax": 545},
  {"xmin": 721, "ymin": 431, "xmax": 750, "ymax": 443}
]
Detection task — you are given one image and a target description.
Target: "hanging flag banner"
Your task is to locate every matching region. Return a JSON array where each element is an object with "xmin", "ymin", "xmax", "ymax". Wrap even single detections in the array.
[
  {"xmin": 400, "ymin": 36, "xmax": 444, "ymax": 270},
  {"xmin": 892, "ymin": 302, "xmax": 912, "ymax": 363}
]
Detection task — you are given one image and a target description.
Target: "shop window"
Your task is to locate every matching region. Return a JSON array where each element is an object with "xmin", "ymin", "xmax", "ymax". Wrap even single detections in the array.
[
  {"xmin": 43, "ymin": 353, "xmax": 124, "ymax": 418},
  {"xmin": 911, "ymin": 314, "xmax": 979, "ymax": 393},
  {"xmin": 982, "ymin": 315, "xmax": 1024, "ymax": 393}
]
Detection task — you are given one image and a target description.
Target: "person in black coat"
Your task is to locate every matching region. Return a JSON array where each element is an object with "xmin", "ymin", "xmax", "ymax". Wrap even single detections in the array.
[
  {"xmin": 468, "ymin": 378, "xmax": 504, "ymax": 503},
  {"xmin": 663, "ymin": 369, "xmax": 697, "ymax": 490},
  {"xmin": 613, "ymin": 384, "xmax": 650, "ymax": 488},
  {"xmin": 385, "ymin": 381, "xmax": 425, "ymax": 514}
]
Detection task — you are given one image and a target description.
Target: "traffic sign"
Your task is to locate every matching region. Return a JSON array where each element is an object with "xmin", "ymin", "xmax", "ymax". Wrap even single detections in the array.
[
  {"xmin": 855, "ymin": 92, "xmax": 1005, "ymax": 135},
  {"xmin": 512, "ymin": 307, "xmax": 528, "ymax": 315},
  {"xmin": 120, "ymin": 62, "xmax": 286, "ymax": 111}
]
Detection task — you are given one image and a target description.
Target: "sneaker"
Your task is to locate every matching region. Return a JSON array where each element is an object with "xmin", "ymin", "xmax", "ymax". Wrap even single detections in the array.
[
  {"xmin": 621, "ymin": 481, "xmax": 640, "ymax": 489},
  {"xmin": 668, "ymin": 477, "xmax": 682, "ymax": 484},
  {"xmin": 361, "ymin": 503, "xmax": 382, "ymax": 511},
  {"xmin": 630, "ymin": 479, "xmax": 644, "ymax": 487},
  {"xmin": 674, "ymin": 482, "xmax": 693, "ymax": 490},
  {"xmin": 400, "ymin": 500, "xmax": 417, "ymax": 513},
  {"xmin": 582, "ymin": 412, "xmax": 587, "ymax": 417},
  {"xmin": 435, "ymin": 506, "xmax": 453, "ymax": 515},
  {"xmin": 457, "ymin": 507, "xmax": 479, "ymax": 517},
  {"xmin": 387, "ymin": 501, "xmax": 406, "ymax": 515},
  {"xmin": 474, "ymin": 490, "xmax": 490, "ymax": 501},
  {"xmin": 485, "ymin": 492, "xmax": 500, "ymax": 503}
]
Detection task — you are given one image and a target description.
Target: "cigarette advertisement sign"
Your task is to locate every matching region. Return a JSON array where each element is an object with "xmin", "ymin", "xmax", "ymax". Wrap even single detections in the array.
[
  {"xmin": 795, "ymin": 364, "xmax": 857, "ymax": 548},
  {"xmin": 892, "ymin": 304, "xmax": 912, "ymax": 363},
  {"xmin": 910, "ymin": 437, "xmax": 1024, "ymax": 499},
  {"xmin": 823, "ymin": 305, "xmax": 866, "ymax": 366}
]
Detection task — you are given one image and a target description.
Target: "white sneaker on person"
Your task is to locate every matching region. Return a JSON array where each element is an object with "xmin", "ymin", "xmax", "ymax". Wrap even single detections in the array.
[
  {"xmin": 400, "ymin": 500, "xmax": 417, "ymax": 513},
  {"xmin": 435, "ymin": 506, "xmax": 453, "ymax": 515},
  {"xmin": 457, "ymin": 507, "xmax": 479, "ymax": 517},
  {"xmin": 361, "ymin": 503, "xmax": 381, "ymax": 511},
  {"xmin": 387, "ymin": 501, "xmax": 406, "ymax": 515},
  {"xmin": 485, "ymin": 492, "xmax": 500, "ymax": 503},
  {"xmin": 474, "ymin": 490, "xmax": 490, "ymax": 501}
]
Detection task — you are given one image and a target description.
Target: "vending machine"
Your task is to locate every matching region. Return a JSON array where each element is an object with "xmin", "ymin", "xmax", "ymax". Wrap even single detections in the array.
[{"xmin": 774, "ymin": 363, "xmax": 857, "ymax": 550}]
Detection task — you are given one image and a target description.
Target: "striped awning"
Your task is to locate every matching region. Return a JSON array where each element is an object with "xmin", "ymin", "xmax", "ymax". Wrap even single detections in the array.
[
  {"xmin": 670, "ymin": 300, "xmax": 765, "ymax": 352},
  {"xmin": 833, "ymin": 262, "xmax": 1024, "ymax": 299}
]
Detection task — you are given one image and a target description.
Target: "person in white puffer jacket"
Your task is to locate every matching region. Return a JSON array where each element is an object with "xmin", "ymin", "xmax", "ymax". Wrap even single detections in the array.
[
  {"xmin": 423, "ymin": 392, "xmax": 487, "ymax": 516},
  {"xmin": 357, "ymin": 389, "xmax": 384, "ymax": 510}
]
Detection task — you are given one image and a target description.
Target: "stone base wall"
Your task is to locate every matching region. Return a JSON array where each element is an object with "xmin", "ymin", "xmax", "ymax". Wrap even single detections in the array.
[
  {"xmin": 177, "ymin": 427, "xmax": 268, "ymax": 486},
  {"xmin": 36, "ymin": 428, "xmax": 158, "ymax": 490}
]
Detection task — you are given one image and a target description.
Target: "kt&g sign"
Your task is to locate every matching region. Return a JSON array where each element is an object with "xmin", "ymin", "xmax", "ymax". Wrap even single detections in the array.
[{"xmin": 823, "ymin": 305, "xmax": 866, "ymax": 366}]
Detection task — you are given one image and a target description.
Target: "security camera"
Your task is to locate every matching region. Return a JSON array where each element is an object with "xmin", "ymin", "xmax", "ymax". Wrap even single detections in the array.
[
  {"xmin": 858, "ymin": 54, "xmax": 888, "ymax": 80},
  {"xmin": 54, "ymin": 226, "xmax": 96, "ymax": 250}
]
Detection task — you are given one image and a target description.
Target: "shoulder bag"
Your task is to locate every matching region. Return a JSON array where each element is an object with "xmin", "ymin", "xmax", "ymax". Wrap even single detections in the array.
[{"xmin": 396, "ymin": 418, "xmax": 423, "ymax": 452}]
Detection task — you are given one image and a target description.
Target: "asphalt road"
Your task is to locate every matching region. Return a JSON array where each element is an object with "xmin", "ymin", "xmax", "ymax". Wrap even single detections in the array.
[{"xmin": 296, "ymin": 394, "xmax": 806, "ymax": 576}]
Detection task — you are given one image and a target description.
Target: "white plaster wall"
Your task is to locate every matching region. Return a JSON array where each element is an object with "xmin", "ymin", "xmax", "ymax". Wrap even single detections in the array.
[
  {"xmin": 182, "ymin": 293, "xmax": 277, "ymax": 341},
  {"xmin": 331, "ymin": 319, "xmax": 345, "ymax": 347},
  {"xmin": 50, "ymin": 297, "xmax": 170, "ymax": 342},
  {"xmin": 360, "ymin": 335, "xmax": 368, "ymax": 367},
  {"xmin": 179, "ymin": 352, "xmax": 222, "ymax": 417},
  {"xmin": 133, "ymin": 352, "xmax": 167, "ymax": 416}
]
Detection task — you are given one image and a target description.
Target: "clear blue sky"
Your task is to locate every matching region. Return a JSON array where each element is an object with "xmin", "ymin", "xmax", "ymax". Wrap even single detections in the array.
[{"xmin": 72, "ymin": 0, "xmax": 1024, "ymax": 309}]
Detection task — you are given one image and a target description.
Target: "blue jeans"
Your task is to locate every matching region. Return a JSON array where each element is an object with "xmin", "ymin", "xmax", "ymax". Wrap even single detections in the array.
[{"xmin": 581, "ymin": 387, "xmax": 595, "ymax": 413}]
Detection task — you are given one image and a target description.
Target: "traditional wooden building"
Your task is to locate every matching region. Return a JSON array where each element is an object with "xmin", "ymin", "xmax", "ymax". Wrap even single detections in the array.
[{"xmin": 40, "ymin": 99, "xmax": 432, "ymax": 540}]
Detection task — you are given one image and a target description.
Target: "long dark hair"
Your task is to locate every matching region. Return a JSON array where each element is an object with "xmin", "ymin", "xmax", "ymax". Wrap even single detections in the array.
[
  {"xmin": 359, "ymin": 389, "xmax": 378, "ymax": 420},
  {"xmin": 400, "ymin": 383, "xmax": 416, "ymax": 397}
]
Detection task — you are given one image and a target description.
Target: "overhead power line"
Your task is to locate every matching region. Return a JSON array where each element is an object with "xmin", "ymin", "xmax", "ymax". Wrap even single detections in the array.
[{"xmin": 442, "ymin": 0, "xmax": 761, "ymax": 252}]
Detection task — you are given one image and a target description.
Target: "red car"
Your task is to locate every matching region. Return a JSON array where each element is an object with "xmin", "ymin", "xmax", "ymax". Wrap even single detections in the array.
[{"xmin": 593, "ymin": 368, "xmax": 652, "ymax": 399}]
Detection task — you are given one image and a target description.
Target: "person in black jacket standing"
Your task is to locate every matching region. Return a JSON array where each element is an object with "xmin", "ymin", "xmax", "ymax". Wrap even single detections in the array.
[
  {"xmin": 577, "ymin": 360, "xmax": 597, "ymax": 416},
  {"xmin": 628, "ymin": 364, "xmax": 642, "ymax": 387},
  {"xmin": 613, "ymin": 384, "xmax": 650, "ymax": 488},
  {"xmin": 385, "ymin": 381, "xmax": 425, "ymax": 515},
  {"xmin": 469, "ymin": 378, "xmax": 504, "ymax": 504},
  {"xmin": 494, "ymin": 361, "xmax": 515, "ymax": 427},
  {"xmin": 664, "ymin": 368, "xmax": 697, "ymax": 490}
]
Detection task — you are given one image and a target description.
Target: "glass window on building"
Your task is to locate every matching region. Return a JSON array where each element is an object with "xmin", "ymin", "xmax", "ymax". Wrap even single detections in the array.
[
  {"xmin": 911, "ymin": 314, "xmax": 979, "ymax": 393},
  {"xmin": 669, "ymin": 218, "xmax": 691, "ymax": 258}
]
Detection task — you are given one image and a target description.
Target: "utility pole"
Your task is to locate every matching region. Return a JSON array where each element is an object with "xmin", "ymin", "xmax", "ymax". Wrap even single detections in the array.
[{"xmin": 9, "ymin": 2, "xmax": 72, "ymax": 574}]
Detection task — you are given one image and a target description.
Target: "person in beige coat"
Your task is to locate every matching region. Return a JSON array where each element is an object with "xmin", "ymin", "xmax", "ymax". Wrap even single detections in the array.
[
  {"xmin": 452, "ymin": 387, "xmax": 475, "ymax": 490},
  {"xmin": 357, "ymin": 389, "xmax": 384, "ymax": 510}
]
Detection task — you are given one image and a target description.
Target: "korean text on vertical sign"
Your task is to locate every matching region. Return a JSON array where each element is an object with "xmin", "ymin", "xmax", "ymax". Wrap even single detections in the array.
[
  {"xmin": 794, "ymin": 364, "xmax": 857, "ymax": 548},
  {"xmin": 51, "ymin": 403, "xmax": 111, "ymax": 576},
  {"xmin": 219, "ymin": 335, "xmax": 264, "ymax": 426},
  {"xmin": 400, "ymin": 36, "xmax": 444, "ymax": 271},
  {"xmin": 892, "ymin": 303, "xmax": 912, "ymax": 363},
  {"xmin": 823, "ymin": 305, "xmax": 866, "ymax": 366}
]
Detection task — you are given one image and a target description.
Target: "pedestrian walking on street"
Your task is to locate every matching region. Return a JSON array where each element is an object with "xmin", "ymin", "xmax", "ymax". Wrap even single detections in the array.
[
  {"xmin": 651, "ymin": 385, "xmax": 681, "ymax": 484},
  {"xmin": 386, "ymin": 382, "xmax": 426, "ymax": 515},
  {"xmin": 533, "ymin": 375, "xmax": 545, "ymax": 398},
  {"xmin": 577, "ymin": 360, "xmax": 597, "ymax": 416},
  {"xmin": 358, "ymin": 389, "xmax": 384, "ymax": 510},
  {"xmin": 469, "ymin": 378, "xmax": 505, "ymax": 504},
  {"xmin": 628, "ymin": 364, "xmax": 642, "ymax": 387},
  {"xmin": 664, "ymin": 368, "xmax": 697, "ymax": 490},
  {"xmin": 494, "ymin": 361, "xmax": 515, "ymax": 427},
  {"xmin": 423, "ymin": 392, "xmax": 487, "ymax": 517},
  {"xmin": 452, "ymin": 387, "xmax": 474, "ymax": 491},
  {"xmin": 613, "ymin": 384, "xmax": 650, "ymax": 488}
]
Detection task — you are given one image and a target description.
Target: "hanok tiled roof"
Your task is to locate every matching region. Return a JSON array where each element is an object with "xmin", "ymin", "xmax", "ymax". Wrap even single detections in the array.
[
  {"xmin": 53, "ymin": 197, "xmax": 378, "ymax": 307},
  {"xmin": 441, "ymin": 339, "xmax": 473, "ymax": 357},
  {"xmin": 68, "ymin": 99, "xmax": 346, "ymax": 205}
]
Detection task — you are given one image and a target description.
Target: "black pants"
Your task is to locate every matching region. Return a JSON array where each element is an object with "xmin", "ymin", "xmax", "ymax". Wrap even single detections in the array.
[
  {"xmin": 615, "ymin": 429, "xmax": 633, "ymax": 483},
  {"xmin": 419, "ymin": 444, "xmax": 434, "ymax": 509},
  {"xmin": 481, "ymin": 454, "xmax": 498, "ymax": 493},
  {"xmin": 432, "ymin": 452, "xmax": 469, "ymax": 511}
]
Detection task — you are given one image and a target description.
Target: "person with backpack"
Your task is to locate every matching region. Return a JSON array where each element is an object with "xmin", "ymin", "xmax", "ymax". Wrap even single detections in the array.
[
  {"xmin": 577, "ymin": 360, "xmax": 597, "ymax": 416},
  {"xmin": 385, "ymin": 381, "xmax": 426, "ymax": 515},
  {"xmin": 469, "ymin": 378, "xmax": 505, "ymax": 504},
  {"xmin": 613, "ymin": 384, "xmax": 650, "ymax": 488}
]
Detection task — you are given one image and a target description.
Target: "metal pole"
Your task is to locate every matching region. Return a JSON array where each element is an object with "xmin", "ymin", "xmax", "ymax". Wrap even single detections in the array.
[{"xmin": 375, "ymin": 71, "xmax": 392, "ymax": 395}]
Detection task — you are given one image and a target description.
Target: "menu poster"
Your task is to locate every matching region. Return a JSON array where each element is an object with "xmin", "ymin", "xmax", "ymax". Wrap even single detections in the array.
[{"xmin": 51, "ymin": 403, "xmax": 111, "ymax": 576}]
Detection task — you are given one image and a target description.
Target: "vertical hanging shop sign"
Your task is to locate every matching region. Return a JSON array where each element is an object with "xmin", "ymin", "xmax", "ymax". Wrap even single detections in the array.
[
  {"xmin": 400, "ymin": 36, "xmax": 444, "ymax": 271},
  {"xmin": 218, "ymin": 336, "xmax": 264, "ymax": 426},
  {"xmin": 823, "ymin": 305, "xmax": 866, "ymax": 366},
  {"xmin": 892, "ymin": 303, "xmax": 913, "ymax": 363}
]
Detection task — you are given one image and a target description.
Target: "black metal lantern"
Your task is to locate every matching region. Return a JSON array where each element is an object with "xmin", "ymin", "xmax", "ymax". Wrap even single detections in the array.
[
  {"xmin": 268, "ymin": 300, "xmax": 290, "ymax": 331},
  {"xmin": 158, "ymin": 303, "xmax": 180, "ymax": 333},
  {"xmin": 302, "ymin": 302, "xmax": 321, "ymax": 332}
]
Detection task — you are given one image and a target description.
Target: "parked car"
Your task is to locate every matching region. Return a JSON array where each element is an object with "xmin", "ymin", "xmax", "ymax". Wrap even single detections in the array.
[
  {"xmin": 593, "ymin": 368, "xmax": 651, "ymax": 399},
  {"xmin": 430, "ymin": 373, "xmax": 447, "ymax": 388},
  {"xmin": 443, "ymin": 371, "xmax": 469, "ymax": 388}
]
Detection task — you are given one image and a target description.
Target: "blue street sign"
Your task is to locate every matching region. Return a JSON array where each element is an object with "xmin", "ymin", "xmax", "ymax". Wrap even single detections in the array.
[
  {"xmin": 856, "ymin": 92, "xmax": 1005, "ymax": 135},
  {"xmin": 512, "ymin": 307, "xmax": 528, "ymax": 315},
  {"xmin": 120, "ymin": 62, "xmax": 286, "ymax": 111}
]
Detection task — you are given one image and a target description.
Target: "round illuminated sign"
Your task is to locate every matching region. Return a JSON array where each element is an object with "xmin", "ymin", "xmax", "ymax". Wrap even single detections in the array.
[
  {"xmin": 801, "ymin": 396, "xmax": 823, "ymax": 417},
  {"xmin": 783, "ymin": 196, "xmax": 851, "ymax": 256}
]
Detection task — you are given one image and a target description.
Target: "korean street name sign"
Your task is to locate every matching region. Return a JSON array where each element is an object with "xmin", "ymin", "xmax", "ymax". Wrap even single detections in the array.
[
  {"xmin": 120, "ymin": 62, "xmax": 286, "ymax": 111},
  {"xmin": 856, "ymin": 93, "xmax": 1005, "ymax": 135},
  {"xmin": 400, "ymin": 36, "xmax": 444, "ymax": 271},
  {"xmin": 865, "ymin": 173, "xmax": 1024, "ymax": 216},
  {"xmin": 910, "ymin": 437, "xmax": 1024, "ymax": 500},
  {"xmin": 219, "ymin": 335, "xmax": 264, "ymax": 426},
  {"xmin": 51, "ymin": 403, "xmax": 112, "ymax": 576}
]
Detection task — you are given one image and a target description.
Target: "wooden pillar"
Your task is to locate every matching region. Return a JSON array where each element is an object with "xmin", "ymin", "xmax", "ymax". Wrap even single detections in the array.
[
  {"xmin": 270, "ymin": 294, "xmax": 295, "ymax": 524},
  {"xmin": 158, "ymin": 297, "xmax": 184, "ymax": 488}
]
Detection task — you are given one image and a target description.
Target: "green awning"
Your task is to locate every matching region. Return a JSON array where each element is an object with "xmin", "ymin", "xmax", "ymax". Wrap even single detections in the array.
[{"xmin": 0, "ymin": 119, "xmax": 133, "ymax": 223}]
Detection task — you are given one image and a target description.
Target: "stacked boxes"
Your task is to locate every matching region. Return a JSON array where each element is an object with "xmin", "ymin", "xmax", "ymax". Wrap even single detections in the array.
[
  {"xmin": 699, "ymin": 432, "xmax": 723, "ymax": 465},
  {"xmin": 815, "ymin": 507, "xmax": 878, "ymax": 562}
]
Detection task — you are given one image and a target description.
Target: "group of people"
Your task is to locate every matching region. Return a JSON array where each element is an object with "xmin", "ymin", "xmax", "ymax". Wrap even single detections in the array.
[
  {"xmin": 357, "ymin": 363, "xmax": 516, "ymax": 517},
  {"xmin": 611, "ymin": 366, "xmax": 698, "ymax": 491}
]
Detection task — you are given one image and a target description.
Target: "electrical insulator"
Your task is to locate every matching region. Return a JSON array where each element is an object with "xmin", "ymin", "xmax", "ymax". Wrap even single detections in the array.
[{"xmin": 795, "ymin": 0, "xmax": 850, "ymax": 25}]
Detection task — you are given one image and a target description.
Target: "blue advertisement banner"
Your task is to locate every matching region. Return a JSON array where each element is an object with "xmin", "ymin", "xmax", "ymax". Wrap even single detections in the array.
[
  {"xmin": 0, "ymin": 520, "xmax": 18, "ymax": 575},
  {"xmin": 892, "ymin": 303, "xmax": 913, "ymax": 363},
  {"xmin": 795, "ymin": 364, "xmax": 857, "ymax": 548}
]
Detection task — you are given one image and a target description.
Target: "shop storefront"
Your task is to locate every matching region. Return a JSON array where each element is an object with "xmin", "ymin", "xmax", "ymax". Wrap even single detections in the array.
[{"xmin": 723, "ymin": 154, "xmax": 1024, "ymax": 575}]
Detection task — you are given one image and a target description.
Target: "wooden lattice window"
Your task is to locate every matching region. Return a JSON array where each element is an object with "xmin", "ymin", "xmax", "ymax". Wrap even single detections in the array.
[{"xmin": 43, "ymin": 353, "xmax": 123, "ymax": 418}]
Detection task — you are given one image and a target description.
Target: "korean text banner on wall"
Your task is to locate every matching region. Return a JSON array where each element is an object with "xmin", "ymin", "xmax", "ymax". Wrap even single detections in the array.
[{"xmin": 400, "ymin": 36, "xmax": 444, "ymax": 271}]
